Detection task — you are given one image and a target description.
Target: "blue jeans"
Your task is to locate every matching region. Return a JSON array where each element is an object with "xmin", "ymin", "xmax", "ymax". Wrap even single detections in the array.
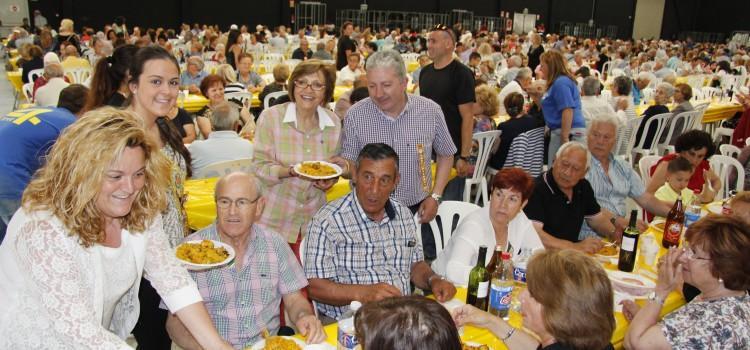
[
  {"xmin": 0, "ymin": 198, "xmax": 22, "ymax": 244},
  {"xmin": 548, "ymin": 128, "xmax": 587, "ymax": 168}
]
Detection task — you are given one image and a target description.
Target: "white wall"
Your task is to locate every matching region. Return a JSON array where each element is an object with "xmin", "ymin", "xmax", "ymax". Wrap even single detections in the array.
[
  {"xmin": 632, "ymin": 0, "xmax": 666, "ymax": 39},
  {"xmin": 0, "ymin": 0, "xmax": 29, "ymax": 37}
]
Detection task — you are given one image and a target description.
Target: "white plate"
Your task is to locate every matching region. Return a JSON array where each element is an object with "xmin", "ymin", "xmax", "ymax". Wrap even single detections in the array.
[
  {"xmin": 649, "ymin": 219, "xmax": 665, "ymax": 232},
  {"xmin": 607, "ymin": 270, "xmax": 656, "ymax": 297},
  {"xmin": 462, "ymin": 341, "xmax": 490, "ymax": 349},
  {"xmin": 249, "ymin": 337, "xmax": 334, "ymax": 350},
  {"xmin": 176, "ymin": 240, "xmax": 235, "ymax": 271},
  {"xmin": 293, "ymin": 161, "xmax": 343, "ymax": 180}
]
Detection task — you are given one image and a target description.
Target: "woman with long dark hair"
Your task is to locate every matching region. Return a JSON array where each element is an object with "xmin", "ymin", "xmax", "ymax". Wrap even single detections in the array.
[
  {"xmin": 86, "ymin": 44, "xmax": 138, "ymax": 109},
  {"xmin": 126, "ymin": 45, "xmax": 193, "ymax": 349},
  {"xmin": 225, "ymin": 29, "xmax": 242, "ymax": 70}
]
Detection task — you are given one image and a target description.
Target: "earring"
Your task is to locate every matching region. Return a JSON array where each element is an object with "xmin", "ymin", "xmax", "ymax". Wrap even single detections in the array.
[{"xmin": 719, "ymin": 278, "xmax": 724, "ymax": 284}]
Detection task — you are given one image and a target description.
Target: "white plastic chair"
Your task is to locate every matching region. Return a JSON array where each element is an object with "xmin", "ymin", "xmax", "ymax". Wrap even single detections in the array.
[
  {"xmin": 64, "ymin": 67, "xmax": 92, "ymax": 84},
  {"xmin": 709, "ymin": 155, "xmax": 745, "ymax": 200},
  {"xmin": 618, "ymin": 116, "xmax": 642, "ymax": 162},
  {"xmin": 263, "ymin": 90, "xmax": 288, "ymax": 109},
  {"xmin": 27, "ymin": 68, "xmax": 44, "ymax": 84},
  {"xmin": 641, "ymin": 87, "xmax": 654, "ymax": 103},
  {"xmin": 701, "ymin": 86, "xmax": 722, "ymax": 99},
  {"xmin": 260, "ymin": 73, "xmax": 274, "ymax": 85},
  {"xmin": 426, "ymin": 201, "xmax": 481, "ymax": 258},
  {"xmin": 203, "ymin": 61, "xmax": 218, "ymax": 74},
  {"xmin": 21, "ymin": 83, "xmax": 34, "ymax": 102},
  {"xmin": 464, "ymin": 131, "xmax": 501, "ymax": 205},
  {"xmin": 638, "ymin": 155, "xmax": 661, "ymax": 188},
  {"xmin": 686, "ymin": 75, "xmax": 706, "ymax": 90},
  {"xmin": 719, "ymin": 144, "xmax": 741, "ymax": 158},
  {"xmin": 261, "ymin": 53, "xmax": 285, "ymax": 70},
  {"xmin": 630, "ymin": 113, "xmax": 672, "ymax": 166},
  {"xmin": 192, "ymin": 158, "xmax": 253, "ymax": 179},
  {"xmin": 656, "ymin": 111, "xmax": 702, "ymax": 155},
  {"xmin": 224, "ymin": 91, "xmax": 253, "ymax": 107}
]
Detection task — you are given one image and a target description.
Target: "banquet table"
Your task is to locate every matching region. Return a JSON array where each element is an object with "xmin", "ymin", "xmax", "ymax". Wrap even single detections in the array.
[
  {"xmin": 634, "ymin": 99, "xmax": 743, "ymax": 124},
  {"xmin": 286, "ymin": 226, "xmax": 684, "ymax": 350},
  {"xmin": 184, "ymin": 163, "xmax": 455, "ymax": 231},
  {"xmin": 181, "ymin": 85, "xmax": 350, "ymax": 113}
]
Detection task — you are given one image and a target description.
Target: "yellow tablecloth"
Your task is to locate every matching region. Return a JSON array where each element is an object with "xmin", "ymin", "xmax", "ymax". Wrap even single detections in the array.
[
  {"xmin": 7, "ymin": 71, "xmax": 23, "ymax": 93},
  {"xmin": 288, "ymin": 227, "xmax": 684, "ymax": 350},
  {"xmin": 635, "ymin": 100, "xmax": 743, "ymax": 124},
  {"xmin": 9, "ymin": 56, "xmax": 19, "ymax": 69},
  {"xmin": 407, "ymin": 61, "xmax": 420, "ymax": 73},
  {"xmin": 181, "ymin": 86, "xmax": 350, "ymax": 113}
]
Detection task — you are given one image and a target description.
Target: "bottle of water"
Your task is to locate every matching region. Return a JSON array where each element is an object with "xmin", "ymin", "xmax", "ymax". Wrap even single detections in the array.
[
  {"xmin": 684, "ymin": 197, "xmax": 702, "ymax": 228},
  {"xmin": 513, "ymin": 248, "xmax": 531, "ymax": 286},
  {"xmin": 488, "ymin": 252, "xmax": 514, "ymax": 320},
  {"xmin": 337, "ymin": 301, "xmax": 361, "ymax": 350}
]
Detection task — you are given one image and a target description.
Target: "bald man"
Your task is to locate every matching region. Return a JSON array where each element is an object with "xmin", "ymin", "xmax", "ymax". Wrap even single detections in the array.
[
  {"xmin": 166, "ymin": 172, "xmax": 324, "ymax": 349},
  {"xmin": 60, "ymin": 44, "xmax": 91, "ymax": 71}
]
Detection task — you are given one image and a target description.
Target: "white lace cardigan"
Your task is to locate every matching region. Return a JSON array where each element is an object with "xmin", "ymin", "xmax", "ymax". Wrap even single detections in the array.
[{"xmin": 0, "ymin": 209, "xmax": 202, "ymax": 349}]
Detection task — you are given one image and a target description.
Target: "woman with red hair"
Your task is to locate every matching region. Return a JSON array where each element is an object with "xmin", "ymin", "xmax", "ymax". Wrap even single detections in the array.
[{"xmin": 432, "ymin": 168, "xmax": 544, "ymax": 285}]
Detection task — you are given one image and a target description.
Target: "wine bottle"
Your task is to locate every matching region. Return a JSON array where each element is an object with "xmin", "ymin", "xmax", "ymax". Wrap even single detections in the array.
[
  {"xmin": 618, "ymin": 210, "xmax": 640, "ymax": 272},
  {"xmin": 662, "ymin": 196, "xmax": 685, "ymax": 248},
  {"xmin": 466, "ymin": 245, "xmax": 490, "ymax": 310}
]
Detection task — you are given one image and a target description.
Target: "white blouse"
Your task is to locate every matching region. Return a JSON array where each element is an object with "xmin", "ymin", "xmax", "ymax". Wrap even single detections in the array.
[
  {"xmin": 0, "ymin": 209, "xmax": 202, "ymax": 349},
  {"xmin": 432, "ymin": 206, "xmax": 544, "ymax": 286}
]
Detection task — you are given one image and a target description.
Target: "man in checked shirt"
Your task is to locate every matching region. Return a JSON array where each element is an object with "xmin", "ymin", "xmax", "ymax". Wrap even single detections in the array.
[
  {"xmin": 166, "ymin": 172, "xmax": 325, "ymax": 348},
  {"xmin": 330, "ymin": 49, "xmax": 457, "ymax": 260}
]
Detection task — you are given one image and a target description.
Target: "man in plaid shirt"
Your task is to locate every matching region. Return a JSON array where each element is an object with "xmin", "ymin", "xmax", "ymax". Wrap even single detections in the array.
[
  {"xmin": 305, "ymin": 144, "xmax": 456, "ymax": 320},
  {"xmin": 166, "ymin": 172, "xmax": 325, "ymax": 348}
]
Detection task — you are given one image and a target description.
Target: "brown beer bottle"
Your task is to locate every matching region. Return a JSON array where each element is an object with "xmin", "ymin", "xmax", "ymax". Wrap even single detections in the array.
[{"xmin": 662, "ymin": 196, "xmax": 685, "ymax": 248}]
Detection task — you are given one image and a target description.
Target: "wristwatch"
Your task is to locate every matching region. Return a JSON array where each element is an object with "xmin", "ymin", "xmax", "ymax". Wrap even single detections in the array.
[
  {"xmin": 648, "ymin": 291, "xmax": 666, "ymax": 305},
  {"xmin": 430, "ymin": 193, "xmax": 443, "ymax": 202},
  {"xmin": 457, "ymin": 155, "xmax": 470, "ymax": 162},
  {"xmin": 428, "ymin": 274, "xmax": 445, "ymax": 288}
]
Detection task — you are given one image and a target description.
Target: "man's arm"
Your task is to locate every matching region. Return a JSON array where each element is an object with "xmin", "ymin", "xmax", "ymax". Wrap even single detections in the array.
[
  {"xmin": 283, "ymin": 291, "xmax": 326, "ymax": 344},
  {"xmin": 456, "ymin": 102, "xmax": 475, "ymax": 176},
  {"xmin": 418, "ymin": 153, "xmax": 453, "ymax": 223},
  {"xmin": 410, "ymin": 261, "xmax": 457, "ymax": 302},
  {"xmin": 166, "ymin": 314, "xmax": 202, "ymax": 350},
  {"xmin": 532, "ymin": 222, "xmax": 604, "ymax": 253},
  {"xmin": 635, "ymin": 192, "xmax": 672, "ymax": 218},
  {"xmin": 307, "ymin": 278, "xmax": 402, "ymax": 305},
  {"xmin": 586, "ymin": 211, "xmax": 618, "ymax": 241}
]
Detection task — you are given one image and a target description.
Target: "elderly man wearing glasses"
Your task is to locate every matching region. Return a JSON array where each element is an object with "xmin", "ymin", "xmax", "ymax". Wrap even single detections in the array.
[{"xmin": 166, "ymin": 172, "xmax": 325, "ymax": 349}]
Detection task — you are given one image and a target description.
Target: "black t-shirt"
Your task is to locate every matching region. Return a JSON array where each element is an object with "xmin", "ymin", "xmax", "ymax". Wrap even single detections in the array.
[
  {"xmin": 336, "ymin": 36, "xmax": 356, "ymax": 70},
  {"xmin": 419, "ymin": 60, "xmax": 476, "ymax": 153},
  {"xmin": 106, "ymin": 92, "xmax": 127, "ymax": 108},
  {"xmin": 171, "ymin": 108, "xmax": 194, "ymax": 138},
  {"xmin": 634, "ymin": 104, "xmax": 669, "ymax": 149},
  {"xmin": 490, "ymin": 114, "xmax": 545, "ymax": 169},
  {"xmin": 539, "ymin": 342, "xmax": 614, "ymax": 350},
  {"xmin": 21, "ymin": 57, "xmax": 44, "ymax": 83},
  {"xmin": 523, "ymin": 171, "xmax": 601, "ymax": 242},
  {"xmin": 528, "ymin": 45, "xmax": 545, "ymax": 70},
  {"xmin": 292, "ymin": 48, "xmax": 313, "ymax": 60}
]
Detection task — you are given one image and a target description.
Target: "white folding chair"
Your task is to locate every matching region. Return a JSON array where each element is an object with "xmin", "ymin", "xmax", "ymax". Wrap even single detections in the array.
[
  {"xmin": 26, "ymin": 68, "xmax": 44, "ymax": 84},
  {"xmin": 261, "ymin": 53, "xmax": 285, "ymax": 71},
  {"xmin": 701, "ymin": 86, "xmax": 722, "ymax": 99},
  {"xmin": 630, "ymin": 113, "xmax": 671, "ymax": 166},
  {"xmin": 464, "ymin": 130, "xmax": 501, "ymax": 205},
  {"xmin": 709, "ymin": 155, "xmax": 745, "ymax": 200},
  {"xmin": 203, "ymin": 61, "xmax": 219, "ymax": 74},
  {"xmin": 191, "ymin": 158, "xmax": 253, "ymax": 179},
  {"xmin": 638, "ymin": 155, "xmax": 661, "ymax": 188},
  {"xmin": 263, "ymin": 91, "xmax": 288, "ymax": 110},
  {"xmin": 64, "ymin": 67, "xmax": 92, "ymax": 84},
  {"xmin": 426, "ymin": 201, "xmax": 481, "ymax": 258},
  {"xmin": 618, "ymin": 116, "xmax": 642, "ymax": 162},
  {"xmin": 260, "ymin": 73, "xmax": 274, "ymax": 85},
  {"xmin": 719, "ymin": 144, "xmax": 741, "ymax": 158},
  {"xmin": 687, "ymin": 75, "xmax": 706, "ymax": 90}
]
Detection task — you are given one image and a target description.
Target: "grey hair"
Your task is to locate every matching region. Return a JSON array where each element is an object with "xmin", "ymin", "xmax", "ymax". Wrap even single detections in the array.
[
  {"xmin": 556, "ymin": 141, "xmax": 591, "ymax": 170},
  {"xmin": 656, "ymin": 82, "xmax": 675, "ymax": 97},
  {"xmin": 44, "ymin": 63, "xmax": 64, "ymax": 78},
  {"xmin": 581, "ymin": 76, "xmax": 601, "ymax": 96},
  {"xmin": 636, "ymin": 71, "xmax": 652, "ymax": 82},
  {"xmin": 588, "ymin": 113, "xmax": 621, "ymax": 134},
  {"xmin": 365, "ymin": 50, "xmax": 407, "ymax": 79},
  {"xmin": 508, "ymin": 55, "xmax": 522, "ymax": 67},
  {"xmin": 515, "ymin": 67, "xmax": 533, "ymax": 81},
  {"xmin": 210, "ymin": 101, "xmax": 240, "ymax": 131},
  {"xmin": 187, "ymin": 55, "xmax": 204, "ymax": 70}
]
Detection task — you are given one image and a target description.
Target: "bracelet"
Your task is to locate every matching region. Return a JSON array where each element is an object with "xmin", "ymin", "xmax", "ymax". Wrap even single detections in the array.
[
  {"xmin": 288, "ymin": 165, "xmax": 297, "ymax": 178},
  {"xmin": 428, "ymin": 274, "xmax": 444, "ymax": 288},
  {"xmin": 501, "ymin": 327, "xmax": 516, "ymax": 341}
]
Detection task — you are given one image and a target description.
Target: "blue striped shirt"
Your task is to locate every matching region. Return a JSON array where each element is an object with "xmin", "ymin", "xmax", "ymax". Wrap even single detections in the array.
[
  {"xmin": 580, "ymin": 153, "xmax": 645, "ymax": 239},
  {"xmin": 303, "ymin": 192, "xmax": 423, "ymax": 319},
  {"xmin": 341, "ymin": 95, "xmax": 457, "ymax": 206}
]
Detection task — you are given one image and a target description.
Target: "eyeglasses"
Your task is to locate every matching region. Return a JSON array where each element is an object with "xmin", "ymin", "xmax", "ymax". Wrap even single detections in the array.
[
  {"xmin": 294, "ymin": 79, "xmax": 326, "ymax": 91},
  {"xmin": 683, "ymin": 241, "xmax": 711, "ymax": 261},
  {"xmin": 432, "ymin": 24, "xmax": 450, "ymax": 31},
  {"xmin": 216, "ymin": 196, "xmax": 260, "ymax": 210}
]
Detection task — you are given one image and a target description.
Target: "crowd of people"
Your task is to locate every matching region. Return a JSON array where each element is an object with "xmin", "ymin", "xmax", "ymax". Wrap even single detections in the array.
[{"xmin": 1, "ymin": 13, "xmax": 750, "ymax": 350}]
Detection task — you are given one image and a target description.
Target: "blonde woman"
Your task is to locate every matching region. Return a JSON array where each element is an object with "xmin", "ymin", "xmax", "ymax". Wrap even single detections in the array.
[
  {"xmin": 0, "ymin": 108, "xmax": 232, "ymax": 349},
  {"xmin": 54, "ymin": 18, "xmax": 80, "ymax": 54},
  {"xmin": 540, "ymin": 50, "xmax": 587, "ymax": 166}
]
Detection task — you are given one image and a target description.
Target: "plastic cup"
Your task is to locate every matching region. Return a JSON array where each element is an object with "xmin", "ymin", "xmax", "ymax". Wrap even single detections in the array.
[{"xmin": 640, "ymin": 236, "xmax": 657, "ymax": 266}]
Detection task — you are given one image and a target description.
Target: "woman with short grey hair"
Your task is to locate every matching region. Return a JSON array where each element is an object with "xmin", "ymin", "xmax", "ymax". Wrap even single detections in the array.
[{"xmin": 634, "ymin": 81, "xmax": 673, "ymax": 148}]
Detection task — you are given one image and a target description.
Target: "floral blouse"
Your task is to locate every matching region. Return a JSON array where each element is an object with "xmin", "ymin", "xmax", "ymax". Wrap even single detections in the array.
[{"xmin": 662, "ymin": 292, "xmax": 750, "ymax": 349}]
